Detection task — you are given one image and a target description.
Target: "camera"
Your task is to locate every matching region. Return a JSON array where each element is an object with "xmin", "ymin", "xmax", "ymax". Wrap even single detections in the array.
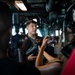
[
  {"xmin": 61, "ymin": 40, "xmax": 75, "ymax": 58},
  {"xmin": 47, "ymin": 36, "xmax": 59, "ymax": 44}
]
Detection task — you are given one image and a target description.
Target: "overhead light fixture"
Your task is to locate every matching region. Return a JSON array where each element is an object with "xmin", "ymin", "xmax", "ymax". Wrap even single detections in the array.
[
  {"xmin": 33, "ymin": 18, "xmax": 37, "ymax": 22},
  {"xmin": 15, "ymin": 1, "xmax": 27, "ymax": 11}
]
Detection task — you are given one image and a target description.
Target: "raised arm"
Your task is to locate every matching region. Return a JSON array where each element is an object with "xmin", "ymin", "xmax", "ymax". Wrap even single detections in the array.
[
  {"xmin": 43, "ymin": 51, "xmax": 55, "ymax": 62},
  {"xmin": 35, "ymin": 36, "xmax": 48, "ymax": 66},
  {"xmin": 35, "ymin": 36, "xmax": 59, "ymax": 66},
  {"xmin": 35, "ymin": 36, "xmax": 58, "ymax": 75},
  {"xmin": 35, "ymin": 36, "xmax": 62, "ymax": 75}
]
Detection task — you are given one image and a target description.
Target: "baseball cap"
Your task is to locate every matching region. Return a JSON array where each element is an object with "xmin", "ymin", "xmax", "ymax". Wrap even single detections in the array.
[{"xmin": 25, "ymin": 20, "xmax": 37, "ymax": 27}]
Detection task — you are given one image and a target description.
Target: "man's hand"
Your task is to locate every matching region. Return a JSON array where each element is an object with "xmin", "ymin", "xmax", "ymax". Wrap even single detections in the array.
[{"xmin": 27, "ymin": 54, "xmax": 37, "ymax": 61}]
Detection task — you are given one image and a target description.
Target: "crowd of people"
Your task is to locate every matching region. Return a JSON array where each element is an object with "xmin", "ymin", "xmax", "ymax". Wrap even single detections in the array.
[{"xmin": 0, "ymin": 1, "xmax": 75, "ymax": 75}]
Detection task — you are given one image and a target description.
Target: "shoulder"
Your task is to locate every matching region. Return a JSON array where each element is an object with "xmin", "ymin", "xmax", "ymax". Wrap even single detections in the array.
[
  {"xmin": 7, "ymin": 58, "xmax": 24, "ymax": 68},
  {"xmin": 0, "ymin": 58, "xmax": 41, "ymax": 75},
  {"xmin": 14, "ymin": 63, "xmax": 41, "ymax": 75},
  {"xmin": 24, "ymin": 34, "xmax": 32, "ymax": 43},
  {"xmin": 23, "ymin": 65, "xmax": 41, "ymax": 75},
  {"xmin": 0, "ymin": 58, "xmax": 24, "ymax": 75}
]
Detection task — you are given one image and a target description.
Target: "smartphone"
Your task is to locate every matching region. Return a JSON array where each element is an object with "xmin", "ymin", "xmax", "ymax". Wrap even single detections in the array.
[{"xmin": 61, "ymin": 41, "xmax": 75, "ymax": 58}]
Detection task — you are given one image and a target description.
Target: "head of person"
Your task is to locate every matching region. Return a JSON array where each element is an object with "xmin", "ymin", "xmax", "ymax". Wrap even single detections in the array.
[
  {"xmin": 0, "ymin": 1, "xmax": 12, "ymax": 53},
  {"xmin": 66, "ymin": 25, "xmax": 73, "ymax": 33},
  {"xmin": 66, "ymin": 25, "xmax": 74, "ymax": 42},
  {"xmin": 26, "ymin": 20, "xmax": 37, "ymax": 35}
]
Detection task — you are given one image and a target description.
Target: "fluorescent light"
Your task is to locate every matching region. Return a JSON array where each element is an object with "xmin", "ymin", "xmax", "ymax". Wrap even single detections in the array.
[
  {"xmin": 33, "ymin": 18, "xmax": 37, "ymax": 22},
  {"xmin": 15, "ymin": 1, "xmax": 27, "ymax": 11}
]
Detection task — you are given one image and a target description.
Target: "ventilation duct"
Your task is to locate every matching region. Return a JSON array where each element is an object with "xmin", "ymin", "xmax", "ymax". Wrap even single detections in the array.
[
  {"xmin": 27, "ymin": 0, "xmax": 46, "ymax": 3},
  {"xmin": 31, "ymin": 4, "xmax": 44, "ymax": 8}
]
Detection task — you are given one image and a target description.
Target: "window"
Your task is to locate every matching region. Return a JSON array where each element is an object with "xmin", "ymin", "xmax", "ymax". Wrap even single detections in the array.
[
  {"xmin": 12, "ymin": 26, "xmax": 16, "ymax": 36},
  {"xmin": 18, "ymin": 28, "xmax": 23, "ymax": 35}
]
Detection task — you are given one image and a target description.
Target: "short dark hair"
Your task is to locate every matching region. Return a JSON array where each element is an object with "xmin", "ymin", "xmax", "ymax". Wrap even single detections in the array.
[
  {"xmin": 66, "ymin": 24, "xmax": 73, "ymax": 33},
  {"xmin": 0, "ymin": 1, "xmax": 12, "ymax": 35},
  {"xmin": 25, "ymin": 20, "xmax": 37, "ymax": 27}
]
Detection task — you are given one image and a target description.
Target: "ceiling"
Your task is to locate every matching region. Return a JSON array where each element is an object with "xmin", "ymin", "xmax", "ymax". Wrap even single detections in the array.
[
  {"xmin": 1, "ymin": 0, "xmax": 74, "ymax": 17},
  {"xmin": 0, "ymin": 0, "xmax": 48, "ymax": 17},
  {"xmin": 1, "ymin": 0, "xmax": 75, "ymax": 26}
]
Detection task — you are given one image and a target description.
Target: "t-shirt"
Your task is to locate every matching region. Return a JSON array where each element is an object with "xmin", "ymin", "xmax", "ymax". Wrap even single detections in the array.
[
  {"xmin": 0, "ymin": 57, "xmax": 41, "ymax": 75},
  {"xmin": 61, "ymin": 48, "xmax": 75, "ymax": 75}
]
